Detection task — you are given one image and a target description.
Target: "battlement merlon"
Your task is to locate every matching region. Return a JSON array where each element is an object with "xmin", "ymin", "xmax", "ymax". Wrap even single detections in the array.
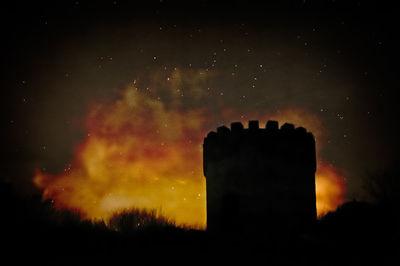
[{"xmin": 203, "ymin": 120, "xmax": 317, "ymax": 176}]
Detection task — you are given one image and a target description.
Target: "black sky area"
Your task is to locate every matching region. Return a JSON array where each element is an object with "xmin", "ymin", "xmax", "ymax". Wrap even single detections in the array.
[{"xmin": 1, "ymin": 0, "xmax": 399, "ymax": 199}]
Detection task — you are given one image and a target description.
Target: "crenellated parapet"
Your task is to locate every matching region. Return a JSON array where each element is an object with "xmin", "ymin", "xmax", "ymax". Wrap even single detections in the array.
[
  {"xmin": 204, "ymin": 120, "xmax": 316, "ymax": 177},
  {"xmin": 203, "ymin": 120, "xmax": 317, "ymax": 233}
]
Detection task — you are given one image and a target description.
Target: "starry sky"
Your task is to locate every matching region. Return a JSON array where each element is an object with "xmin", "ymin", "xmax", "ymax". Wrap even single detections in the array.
[{"xmin": 2, "ymin": 0, "xmax": 399, "ymax": 204}]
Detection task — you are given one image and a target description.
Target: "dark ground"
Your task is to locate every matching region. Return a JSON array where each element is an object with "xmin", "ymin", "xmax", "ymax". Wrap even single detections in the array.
[{"xmin": 1, "ymin": 179, "xmax": 399, "ymax": 266}]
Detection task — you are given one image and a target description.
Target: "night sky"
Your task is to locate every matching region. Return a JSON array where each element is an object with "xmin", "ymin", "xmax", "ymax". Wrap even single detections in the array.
[{"xmin": 2, "ymin": 0, "xmax": 398, "ymax": 215}]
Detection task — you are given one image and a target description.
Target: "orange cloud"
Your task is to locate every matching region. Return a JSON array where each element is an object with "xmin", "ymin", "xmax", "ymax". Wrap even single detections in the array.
[{"xmin": 34, "ymin": 70, "xmax": 346, "ymax": 229}]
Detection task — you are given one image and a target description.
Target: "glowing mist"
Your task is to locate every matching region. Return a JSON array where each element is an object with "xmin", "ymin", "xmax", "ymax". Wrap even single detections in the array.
[{"xmin": 34, "ymin": 71, "xmax": 346, "ymax": 228}]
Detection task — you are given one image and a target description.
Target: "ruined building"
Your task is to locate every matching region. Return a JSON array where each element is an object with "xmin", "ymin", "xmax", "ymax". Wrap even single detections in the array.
[{"xmin": 203, "ymin": 120, "xmax": 317, "ymax": 232}]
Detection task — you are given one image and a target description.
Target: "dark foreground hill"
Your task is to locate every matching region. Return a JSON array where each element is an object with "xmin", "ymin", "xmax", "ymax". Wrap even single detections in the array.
[{"xmin": 1, "ymin": 180, "xmax": 398, "ymax": 266}]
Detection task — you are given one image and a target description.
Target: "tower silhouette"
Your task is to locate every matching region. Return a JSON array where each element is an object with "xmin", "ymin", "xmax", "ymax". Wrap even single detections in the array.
[{"xmin": 203, "ymin": 120, "xmax": 317, "ymax": 233}]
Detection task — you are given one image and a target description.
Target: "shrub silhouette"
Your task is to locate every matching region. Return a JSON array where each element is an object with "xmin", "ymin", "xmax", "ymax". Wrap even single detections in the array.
[{"xmin": 108, "ymin": 208, "xmax": 176, "ymax": 233}]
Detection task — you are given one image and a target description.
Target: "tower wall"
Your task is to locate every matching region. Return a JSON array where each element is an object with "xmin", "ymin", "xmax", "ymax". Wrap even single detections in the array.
[{"xmin": 203, "ymin": 120, "xmax": 317, "ymax": 232}]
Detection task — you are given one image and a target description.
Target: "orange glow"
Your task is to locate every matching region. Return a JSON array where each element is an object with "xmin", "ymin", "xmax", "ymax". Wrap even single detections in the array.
[
  {"xmin": 33, "ymin": 72, "xmax": 346, "ymax": 229},
  {"xmin": 34, "ymin": 87, "xmax": 208, "ymax": 229},
  {"xmin": 315, "ymin": 163, "xmax": 346, "ymax": 216}
]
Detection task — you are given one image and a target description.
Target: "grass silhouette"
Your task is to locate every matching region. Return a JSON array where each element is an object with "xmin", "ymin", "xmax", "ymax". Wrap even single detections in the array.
[{"xmin": 108, "ymin": 208, "xmax": 176, "ymax": 233}]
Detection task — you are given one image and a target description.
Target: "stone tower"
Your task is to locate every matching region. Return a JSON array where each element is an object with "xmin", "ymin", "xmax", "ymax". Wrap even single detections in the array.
[{"xmin": 203, "ymin": 120, "xmax": 317, "ymax": 232}]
